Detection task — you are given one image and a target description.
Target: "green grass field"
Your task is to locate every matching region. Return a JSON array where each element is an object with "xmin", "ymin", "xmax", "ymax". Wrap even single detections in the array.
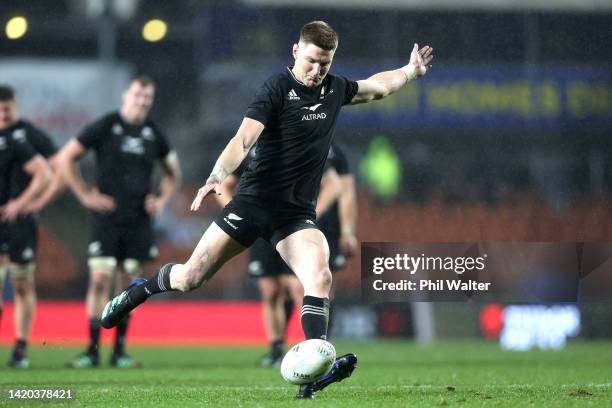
[{"xmin": 2, "ymin": 340, "xmax": 611, "ymax": 407}]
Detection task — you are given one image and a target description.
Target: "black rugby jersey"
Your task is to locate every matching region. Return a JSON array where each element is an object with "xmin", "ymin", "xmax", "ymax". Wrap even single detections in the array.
[
  {"xmin": 233, "ymin": 146, "xmax": 256, "ymax": 179},
  {"xmin": 77, "ymin": 112, "xmax": 171, "ymax": 214},
  {"xmin": 236, "ymin": 67, "xmax": 358, "ymax": 212},
  {"xmin": 0, "ymin": 127, "xmax": 37, "ymax": 205},
  {"xmin": 327, "ymin": 142, "xmax": 350, "ymax": 177},
  {"xmin": 8, "ymin": 120, "xmax": 57, "ymax": 199}
]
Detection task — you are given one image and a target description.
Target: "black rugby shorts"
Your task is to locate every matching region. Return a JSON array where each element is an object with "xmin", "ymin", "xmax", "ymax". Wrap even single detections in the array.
[
  {"xmin": 247, "ymin": 238, "xmax": 294, "ymax": 279},
  {"xmin": 88, "ymin": 212, "xmax": 156, "ymax": 262},
  {"xmin": 214, "ymin": 196, "xmax": 318, "ymax": 248},
  {"xmin": 0, "ymin": 215, "xmax": 38, "ymax": 265}
]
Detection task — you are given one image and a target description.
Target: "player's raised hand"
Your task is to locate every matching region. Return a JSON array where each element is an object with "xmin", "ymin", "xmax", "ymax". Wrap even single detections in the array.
[
  {"xmin": 409, "ymin": 43, "xmax": 434, "ymax": 77},
  {"xmin": 190, "ymin": 177, "xmax": 221, "ymax": 212}
]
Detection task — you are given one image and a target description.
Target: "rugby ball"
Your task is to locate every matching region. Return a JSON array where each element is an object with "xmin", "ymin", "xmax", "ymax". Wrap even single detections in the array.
[{"xmin": 280, "ymin": 339, "xmax": 336, "ymax": 385}]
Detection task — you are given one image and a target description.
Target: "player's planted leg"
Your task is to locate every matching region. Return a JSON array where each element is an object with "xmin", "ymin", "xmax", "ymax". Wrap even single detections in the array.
[
  {"xmin": 313, "ymin": 353, "xmax": 358, "ymax": 390},
  {"xmin": 276, "ymin": 228, "xmax": 358, "ymax": 399}
]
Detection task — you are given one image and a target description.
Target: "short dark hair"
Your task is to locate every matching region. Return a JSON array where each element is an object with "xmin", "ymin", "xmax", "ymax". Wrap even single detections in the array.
[
  {"xmin": 131, "ymin": 75, "xmax": 155, "ymax": 88},
  {"xmin": 299, "ymin": 21, "xmax": 338, "ymax": 51},
  {"xmin": 0, "ymin": 85, "xmax": 16, "ymax": 102}
]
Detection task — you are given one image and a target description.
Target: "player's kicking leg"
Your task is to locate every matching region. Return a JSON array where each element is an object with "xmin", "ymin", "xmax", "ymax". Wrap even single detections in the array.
[
  {"xmin": 275, "ymin": 228, "xmax": 357, "ymax": 399},
  {"xmin": 101, "ymin": 222, "xmax": 245, "ymax": 329}
]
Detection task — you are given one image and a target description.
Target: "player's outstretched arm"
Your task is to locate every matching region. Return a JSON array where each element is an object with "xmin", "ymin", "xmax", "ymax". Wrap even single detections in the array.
[
  {"xmin": 190, "ymin": 118, "xmax": 264, "ymax": 211},
  {"xmin": 349, "ymin": 43, "xmax": 433, "ymax": 105}
]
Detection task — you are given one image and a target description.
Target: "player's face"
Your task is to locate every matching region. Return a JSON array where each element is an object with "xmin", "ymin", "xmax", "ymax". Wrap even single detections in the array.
[
  {"xmin": 0, "ymin": 100, "xmax": 18, "ymax": 130},
  {"xmin": 292, "ymin": 42, "xmax": 335, "ymax": 88},
  {"xmin": 122, "ymin": 82, "xmax": 155, "ymax": 123}
]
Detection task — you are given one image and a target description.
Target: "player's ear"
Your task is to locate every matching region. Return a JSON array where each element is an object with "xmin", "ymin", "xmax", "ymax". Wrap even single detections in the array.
[{"xmin": 292, "ymin": 43, "xmax": 299, "ymax": 60}]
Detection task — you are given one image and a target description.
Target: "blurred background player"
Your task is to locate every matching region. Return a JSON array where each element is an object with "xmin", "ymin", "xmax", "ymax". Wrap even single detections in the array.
[
  {"xmin": 58, "ymin": 77, "xmax": 181, "ymax": 368},
  {"xmin": 315, "ymin": 142, "xmax": 358, "ymax": 330},
  {"xmin": 0, "ymin": 85, "xmax": 52, "ymax": 368}
]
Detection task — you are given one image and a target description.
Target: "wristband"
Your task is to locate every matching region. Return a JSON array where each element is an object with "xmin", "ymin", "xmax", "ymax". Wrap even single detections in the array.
[
  {"xmin": 209, "ymin": 165, "xmax": 228, "ymax": 183},
  {"xmin": 400, "ymin": 64, "xmax": 417, "ymax": 81},
  {"xmin": 341, "ymin": 225, "xmax": 354, "ymax": 236}
]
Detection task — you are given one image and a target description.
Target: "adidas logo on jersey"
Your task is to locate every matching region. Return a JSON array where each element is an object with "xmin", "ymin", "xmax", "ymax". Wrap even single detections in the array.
[{"xmin": 287, "ymin": 89, "xmax": 300, "ymax": 100}]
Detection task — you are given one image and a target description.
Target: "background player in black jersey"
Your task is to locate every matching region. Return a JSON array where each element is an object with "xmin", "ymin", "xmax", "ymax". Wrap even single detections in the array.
[
  {"xmin": 317, "ymin": 142, "xmax": 358, "ymax": 277},
  {"xmin": 215, "ymin": 145, "xmax": 344, "ymax": 368},
  {"xmin": 58, "ymin": 77, "xmax": 182, "ymax": 368},
  {"xmin": 0, "ymin": 85, "xmax": 52, "ymax": 368},
  {"xmin": 313, "ymin": 142, "xmax": 358, "ymax": 328},
  {"xmin": 102, "ymin": 21, "xmax": 432, "ymax": 397}
]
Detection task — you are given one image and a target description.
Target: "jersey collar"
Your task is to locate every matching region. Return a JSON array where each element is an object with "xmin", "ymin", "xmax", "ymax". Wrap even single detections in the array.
[
  {"xmin": 0, "ymin": 119, "xmax": 24, "ymax": 135},
  {"xmin": 286, "ymin": 66, "xmax": 307, "ymax": 87},
  {"xmin": 286, "ymin": 66, "xmax": 328, "ymax": 94}
]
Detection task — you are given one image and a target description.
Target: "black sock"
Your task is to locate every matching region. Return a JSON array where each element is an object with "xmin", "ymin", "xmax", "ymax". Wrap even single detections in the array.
[
  {"xmin": 301, "ymin": 296, "xmax": 329, "ymax": 340},
  {"xmin": 283, "ymin": 299, "xmax": 294, "ymax": 329},
  {"xmin": 129, "ymin": 263, "xmax": 176, "ymax": 305},
  {"xmin": 87, "ymin": 318, "xmax": 100, "ymax": 355},
  {"xmin": 271, "ymin": 339, "xmax": 284, "ymax": 358},
  {"xmin": 114, "ymin": 315, "xmax": 130, "ymax": 356},
  {"xmin": 13, "ymin": 339, "xmax": 27, "ymax": 359}
]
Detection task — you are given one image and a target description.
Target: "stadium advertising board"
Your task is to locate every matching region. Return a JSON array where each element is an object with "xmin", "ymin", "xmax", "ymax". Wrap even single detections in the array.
[{"xmin": 339, "ymin": 66, "xmax": 612, "ymax": 129}]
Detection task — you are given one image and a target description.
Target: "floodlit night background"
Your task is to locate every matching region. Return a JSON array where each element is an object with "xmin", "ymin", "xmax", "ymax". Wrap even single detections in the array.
[{"xmin": 1, "ymin": 0, "xmax": 611, "ymax": 345}]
